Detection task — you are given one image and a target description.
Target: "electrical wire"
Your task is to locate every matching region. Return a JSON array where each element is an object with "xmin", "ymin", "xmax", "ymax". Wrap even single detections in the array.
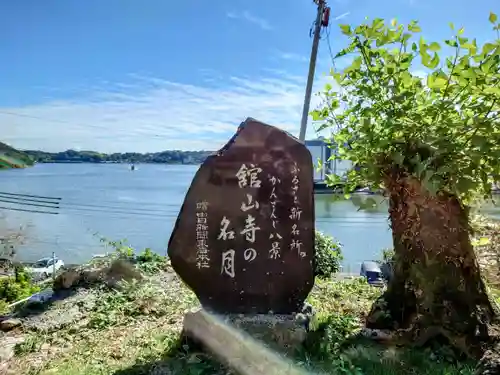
[
  {"xmin": 0, "ymin": 191, "xmax": 389, "ymax": 220},
  {"xmin": 0, "ymin": 194, "xmax": 60, "ymax": 205},
  {"xmin": 0, "ymin": 110, "xmax": 149, "ymax": 133},
  {"xmin": 0, "ymin": 205, "xmax": 58, "ymax": 215},
  {"xmin": 0, "ymin": 190, "xmax": 182, "ymax": 208},
  {"xmin": 0, "ymin": 198, "xmax": 59, "ymax": 210},
  {"xmin": 1, "ymin": 195, "xmax": 388, "ymax": 222},
  {"xmin": 0, "ymin": 196, "xmax": 389, "ymax": 220},
  {"xmin": 325, "ymin": 23, "xmax": 337, "ymax": 70},
  {"xmin": 0, "ymin": 191, "xmax": 61, "ymax": 201}
]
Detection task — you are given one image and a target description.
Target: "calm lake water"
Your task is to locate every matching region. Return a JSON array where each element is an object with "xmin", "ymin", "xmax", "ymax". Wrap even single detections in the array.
[{"xmin": 0, "ymin": 163, "xmax": 498, "ymax": 272}]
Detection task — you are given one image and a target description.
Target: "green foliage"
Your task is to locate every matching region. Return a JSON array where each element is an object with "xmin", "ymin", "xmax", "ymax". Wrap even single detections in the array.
[
  {"xmin": 312, "ymin": 14, "xmax": 500, "ymax": 202},
  {"xmin": 0, "ymin": 266, "xmax": 40, "ymax": 304},
  {"xmin": 381, "ymin": 248, "xmax": 395, "ymax": 262},
  {"xmin": 14, "ymin": 333, "xmax": 46, "ymax": 356},
  {"xmin": 304, "ymin": 313, "xmax": 363, "ymax": 375},
  {"xmin": 307, "ymin": 313, "xmax": 360, "ymax": 355},
  {"xmin": 136, "ymin": 248, "xmax": 168, "ymax": 274},
  {"xmin": 88, "ymin": 280, "xmax": 161, "ymax": 329},
  {"xmin": 99, "ymin": 238, "xmax": 168, "ymax": 275},
  {"xmin": 0, "ymin": 299, "xmax": 8, "ymax": 314},
  {"xmin": 314, "ymin": 231, "xmax": 344, "ymax": 278},
  {"xmin": 0, "ymin": 141, "xmax": 34, "ymax": 168},
  {"xmin": 24, "ymin": 149, "xmax": 212, "ymax": 165}
]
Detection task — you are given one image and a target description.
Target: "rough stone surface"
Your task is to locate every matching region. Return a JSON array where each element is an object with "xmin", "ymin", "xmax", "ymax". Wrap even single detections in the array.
[
  {"xmin": 168, "ymin": 118, "xmax": 315, "ymax": 314},
  {"xmin": 184, "ymin": 308, "xmax": 308, "ymax": 357},
  {"xmin": 53, "ymin": 259, "xmax": 143, "ymax": 291},
  {"xmin": 225, "ymin": 313, "xmax": 308, "ymax": 352},
  {"xmin": 0, "ymin": 334, "xmax": 24, "ymax": 363},
  {"xmin": 0, "ymin": 318, "xmax": 22, "ymax": 332}
]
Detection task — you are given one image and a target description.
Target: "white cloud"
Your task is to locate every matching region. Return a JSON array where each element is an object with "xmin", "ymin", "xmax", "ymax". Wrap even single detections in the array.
[
  {"xmin": 333, "ymin": 12, "xmax": 350, "ymax": 21},
  {"xmin": 275, "ymin": 51, "xmax": 308, "ymax": 63},
  {"xmin": 226, "ymin": 10, "xmax": 272, "ymax": 30},
  {"xmin": 1, "ymin": 71, "xmax": 336, "ymax": 153}
]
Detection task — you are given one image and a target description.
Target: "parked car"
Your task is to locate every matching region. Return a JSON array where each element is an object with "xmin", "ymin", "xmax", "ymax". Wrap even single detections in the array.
[
  {"xmin": 26, "ymin": 257, "xmax": 64, "ymax": 280},
  {"xmin": 360, "ymin": 261, "xmax": 385, "ymax": 287}
]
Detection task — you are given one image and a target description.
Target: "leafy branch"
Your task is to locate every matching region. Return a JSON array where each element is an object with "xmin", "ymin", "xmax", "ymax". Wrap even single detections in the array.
[{"xmin": 312, "ymin": 13, "xmax": 500, "ymax": 202}]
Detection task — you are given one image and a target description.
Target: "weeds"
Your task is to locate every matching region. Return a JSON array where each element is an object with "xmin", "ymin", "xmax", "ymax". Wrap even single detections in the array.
[{"xmin": 7, "ymin": 233, "xmax": 500, "ymax": 375}]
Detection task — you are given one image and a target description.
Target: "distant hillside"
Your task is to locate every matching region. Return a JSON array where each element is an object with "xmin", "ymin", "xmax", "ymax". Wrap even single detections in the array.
[
  {"xmin": 23, "ymin": 149, "xmax": 214, "ymax": 165},
  {"xmin": 0, "ymin": 142, "xmax": 34, "ymax": 169}
]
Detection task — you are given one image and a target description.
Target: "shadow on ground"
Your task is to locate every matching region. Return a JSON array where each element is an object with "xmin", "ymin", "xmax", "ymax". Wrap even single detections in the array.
[
  {"xmin": 112, "ymin": 335, "xmax": 230, "ymax": 375},
  {"xmin": 110, "ymin": 329, "xmax": 476, "ymax": 375},
  {"xmin": 9, "ymin": 287, "xmax": 78, "ymax": 320}
]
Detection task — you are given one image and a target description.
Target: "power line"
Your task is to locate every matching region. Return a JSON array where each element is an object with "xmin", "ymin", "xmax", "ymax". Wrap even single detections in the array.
[
  {"xmin": 0, "ymin": 198, "xmax": 59, "ymax": 210},
  {"xmin": 0, "ymin": 109, "xmax": 186, "ymax": 136},
  {"xmin": 1, "ymin": 200, "xmax": 174, "ymax": 218},
  {"xmin": 325, "ymin": 22, "xmax": 337, "ymax": 69},
  {"xmin": 0, "ymin": 194, "xmax": 60, "ymax": 206},
  {"xmin": 0, "ymin": 195, "xmax": 389, "ymax": 221},
  {"xmin": 0, "ymin": 191, "xmax": 389, "ymax": 222},
  {"xmin": 0, "ymin": 191, "xmax": 61, "ymax": 201},
  {"xmin": 0, "ymin": 194, "xmax": 183, "ymax": 214},
  {"xmin": 0, "ymin": 190, "xmax": 183, "ymax": 208},
  {"xmin": 1, "ymin": 198, "xmax": 388, "ymax": 223},
  {"xmin": 0, "ymin": 206, "xmax": 58, "ymax": 215},
  {"xmin": 0, "ymin": 110, "xmax": 117, "ymax": 132},
  {"xmin": 0, "ymin": 197, "xmax": 179, "ymax": 217}
]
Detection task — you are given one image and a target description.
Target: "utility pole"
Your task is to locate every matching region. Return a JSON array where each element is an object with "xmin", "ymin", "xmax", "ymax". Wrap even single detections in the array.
[{"xmin": 298, "ymin": 0, "xmax": 329, "ymax": 142}]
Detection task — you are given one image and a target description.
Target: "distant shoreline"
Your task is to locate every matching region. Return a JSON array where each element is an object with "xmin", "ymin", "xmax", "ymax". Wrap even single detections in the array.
[
  {"xmin": 23, "ymin": 149, "xmax": 214, "ymax": 165},
  {"xmin": 32, "ymin": 160, "xmax": 201, "ymax": 165}
]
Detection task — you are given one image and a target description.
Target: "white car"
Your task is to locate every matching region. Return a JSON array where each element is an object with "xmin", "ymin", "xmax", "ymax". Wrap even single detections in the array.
[{"xmin": 26, "ymin": 257, "xmax": 65, "ymax": 280}]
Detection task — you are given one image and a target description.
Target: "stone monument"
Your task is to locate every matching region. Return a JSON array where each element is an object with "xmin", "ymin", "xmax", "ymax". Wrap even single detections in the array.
[{"xmin": 168, "ymin": 118, "xmax": 315, "ymax": 355}]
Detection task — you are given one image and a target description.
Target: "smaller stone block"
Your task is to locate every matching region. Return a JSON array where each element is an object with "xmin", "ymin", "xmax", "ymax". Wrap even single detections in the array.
[
  {"xmin": 224, "ymin": 313, "xmax": 308, "ymax": 353},
  {"xmin": 182, "ymin": 308, "xmax": 310, "ymax": 375},
  {"xmin": 184, "ymin": 308, "xmax": 309, "ymax": 355}
]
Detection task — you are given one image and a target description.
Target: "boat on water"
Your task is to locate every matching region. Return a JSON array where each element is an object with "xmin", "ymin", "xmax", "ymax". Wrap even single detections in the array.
[{"xmin": 130, "ymin": 164, "xmax": 136, "ymax": 171}]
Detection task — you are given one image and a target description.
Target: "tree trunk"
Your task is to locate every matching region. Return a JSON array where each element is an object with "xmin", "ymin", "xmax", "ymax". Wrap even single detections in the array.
[{"xmin": 366, "ymin": 172, "xmax": 500, "ymax": 360}]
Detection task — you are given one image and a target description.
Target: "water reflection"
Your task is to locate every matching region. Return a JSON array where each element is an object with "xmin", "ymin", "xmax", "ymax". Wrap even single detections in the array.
[
  {"xmin": 314, "ymin": 194, "xmax": 391, "ymax": 272},
  {"xmin": 314, "ymin": 193, "xmax": 500, "ymax": 272}
]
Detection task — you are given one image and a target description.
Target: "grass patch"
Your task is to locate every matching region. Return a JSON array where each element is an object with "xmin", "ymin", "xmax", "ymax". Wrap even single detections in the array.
[
  {"xmin": 7, "ymin": 230, "xmax": 500, "ymax": 375},
  {"xmin": 7, "ymin": 273, "xmax": 478, "ymax": 375}
]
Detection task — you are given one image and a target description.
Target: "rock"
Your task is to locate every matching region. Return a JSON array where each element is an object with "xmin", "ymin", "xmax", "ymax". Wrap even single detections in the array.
[
  {"xmin": 301, "ymin": 302, "xmax": 315, "ymax": 316},
  {"xmin": 183, "ymin": 308, "xmax": 309, "ymax": 374},
  {"xmin": 294, "ymin": 313, "xmax": 309, "ymax": 327},
  {"xmin": 54, "ymin": 269, "xmax": 81, "ymax": 290},
  {"xmin": 53, "ymin": 259, "xmax": 142, "ymax": 291},
  {"xmin": 0, "ymin": 318, "xmax": 22, "ymax": 332},
  {"xmin": 168, "ymin": 118, "xmax": 315, "ymax": 314},
  {"xmin": 360, "ymin": 328, "xmax": 393, "ymax": 342},
  {"xmin": 222, "ymin": 312, "xmax": 308, "ymax": 351},
  {"xmin": 0, "ymin": 335, "xmax": 25, "ymax": 362},
  {"xmin": 23, "ymin": 305, "xmax": 82, "ymax": 333},
  {"xmin": 105, "ymin": 259, "xmax": 143, "ymax": 288}
]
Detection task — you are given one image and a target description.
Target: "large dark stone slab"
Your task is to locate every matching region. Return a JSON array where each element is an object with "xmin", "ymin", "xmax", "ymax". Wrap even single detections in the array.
[{"xmin": 167, "ymin": 118, "xmax": 315, "ymax": 314}]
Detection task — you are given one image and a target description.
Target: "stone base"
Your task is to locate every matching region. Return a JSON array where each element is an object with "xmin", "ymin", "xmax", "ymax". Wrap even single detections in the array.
[
  {"xmin": 223, "ymin": 313, "xmax": 307, "ymax": 353},
  {"xmin": 183, "ymin": 308, "xmax": 310, "ymax": 355},
  {"xmin": 181, "ymin": 308, "xmax": 310, "ymax": 375}
]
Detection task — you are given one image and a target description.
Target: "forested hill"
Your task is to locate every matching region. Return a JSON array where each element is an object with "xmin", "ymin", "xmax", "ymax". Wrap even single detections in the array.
[
  {"xmin": 23, "ymin": 149, "xmax": 214, "ymax": 165},
  {"xmin": 0, "ymin": 142, "xmax": 34, "ymax": 168}
]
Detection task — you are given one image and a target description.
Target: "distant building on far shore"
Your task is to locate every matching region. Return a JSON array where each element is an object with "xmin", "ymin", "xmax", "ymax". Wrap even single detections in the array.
[{"xmin": 305, "ymin": 137, "xmax": 352, "ymax": 182}]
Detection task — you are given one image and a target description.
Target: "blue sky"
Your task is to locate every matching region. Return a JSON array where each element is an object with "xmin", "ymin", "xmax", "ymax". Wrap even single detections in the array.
[{"xmin": 1, "ymin": 0, "xmax": 498, "ymax": 152}]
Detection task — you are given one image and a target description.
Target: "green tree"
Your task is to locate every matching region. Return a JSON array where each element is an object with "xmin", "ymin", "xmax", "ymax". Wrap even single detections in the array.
[
  {"xmin": 314, "ymin": 231, "xmax": 343, "ymax": 278},
  {"xmin": 312, "ymin": 14, "xmax": 500, "ymax": 362}
]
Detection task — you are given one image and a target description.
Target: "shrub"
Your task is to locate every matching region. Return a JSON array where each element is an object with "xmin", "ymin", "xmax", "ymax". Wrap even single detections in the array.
[
  {"xmin": 381, "ymin": 248, "xmax": 395, "ymax": 263},
  {"xmin": 136, "ymin": 248, "xmax": 167, "ymax": 274},
  {"xmin": 314, "ymin": 231, "xmax": 343, "ymax": 279},
  {"xmin": 306, "ymin": 313, "xmax": 360, "ymax": 356},
  {"xmin": 0, "ymin": 266, "xmax": 40, "ymax": 304}
]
